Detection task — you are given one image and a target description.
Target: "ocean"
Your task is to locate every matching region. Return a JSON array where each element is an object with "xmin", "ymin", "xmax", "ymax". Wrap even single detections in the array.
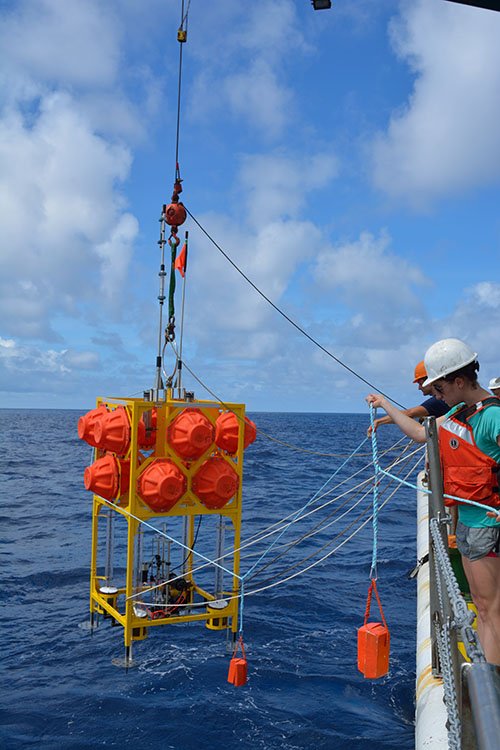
[{"xmin": 0, "ymin": 409, "xmax": 422, "ymax": 749}]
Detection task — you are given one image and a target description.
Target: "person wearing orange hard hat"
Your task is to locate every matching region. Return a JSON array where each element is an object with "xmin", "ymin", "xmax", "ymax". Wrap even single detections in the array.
[{"xmin": 366, "ymin": 360, "xmax": 449, "ymax": 437}]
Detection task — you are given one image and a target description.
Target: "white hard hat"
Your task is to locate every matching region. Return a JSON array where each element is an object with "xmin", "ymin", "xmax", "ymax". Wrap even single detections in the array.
[
  {"xmin": 423, "ymin": 338, "xmax": 478, "ymax": 387},
  {"xmin": 489, "ymin": 376, "xmax": 500, "ymax": 390}
]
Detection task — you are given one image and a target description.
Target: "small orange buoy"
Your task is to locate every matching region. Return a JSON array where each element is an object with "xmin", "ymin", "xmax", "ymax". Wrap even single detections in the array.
[
  {"xmin": 357, "ymin": 578, "xmax": 390, "ymax": 679},
  {"xmin": 227, "ymin": 637, "xmax": 247, "ymax": 687},
  {"xmin": 94, "ymin": 407, "xmax": 130, "ymax": 456},
  {"xmin": 168, "ymin": 408, "xmax": 214, "ymax": 460},
  {"xmin": 192, "ymin": 457, "xmax": 239, "ymax": 509},
  {"xmin": 215, "ymin": 412, "xmax": 257, "ymax": 454},
  {"xmin": 137, "ymin": 459, "xmax": 186, "ymax": 512},
  {"xmin": 78, "ymin": 404, "xmax": 108, "ymax": 448}
]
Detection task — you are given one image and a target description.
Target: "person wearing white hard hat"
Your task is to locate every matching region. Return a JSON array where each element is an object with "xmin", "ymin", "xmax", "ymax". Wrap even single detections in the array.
[
  {"xmin": 366, "ymin": 338, "xmax": 500, "ymax": 664},
  {"xmin": 489, "ymin": 377, "xmax": 500, "ymax": 397}
]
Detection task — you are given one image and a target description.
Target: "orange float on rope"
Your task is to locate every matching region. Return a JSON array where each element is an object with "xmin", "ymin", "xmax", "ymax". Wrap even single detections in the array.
[
  {"xmin": 137, "ymin": 459, "xmax": 186, "ymax": 513},
  {"xmin": 227, "ymin": 637, "xmax": 247, "ymax": 687},
  {"xmin": 192, "ymin": 457, "xmax": 239, "ymax": 509},
  {"xmin": 357, "ymin": 578, "xmax": 390, "ymax": 679},
  {"xmin": 78, "ymin": 404, "xmax": 108, "ymax": 448},
  {"xmin": 138, "ymin": 409, "xmax": 157, "ymax": 448},
  {"xmin": 94, "ymin": 407, "xmax": 130, "ymax": 456},
  {"xmin": 84, "ymin": 454, "xmax": 130, "ymax": 501},
  {"xmin": 215, "ymin": 412, "xmax": 257, "ymax": 454},
  {"xmin": 168, "ymin": 408, "xmax": 214, "ymax": 460}
]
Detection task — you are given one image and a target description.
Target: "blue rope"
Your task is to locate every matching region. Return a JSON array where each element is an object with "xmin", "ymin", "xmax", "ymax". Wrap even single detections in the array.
[
  {"xmin": 379, "ymin": 467, "xmax": 499, "ymax": 513},
  {"xmin": 241, "ymin": 434, "xmax": 369, "ymax": 583},
  {"xmin": 369, "ymin": 404, "xmax": 380, "ymax": 579},
  {"xmin": 236, "ymin": 433, "xmax": 370, "ymax": 635}
]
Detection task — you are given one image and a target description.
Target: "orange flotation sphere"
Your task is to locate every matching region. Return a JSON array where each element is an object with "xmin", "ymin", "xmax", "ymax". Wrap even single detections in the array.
[
  {"xmin": 193, "ymin": 457, "xmax": 239, "ymax": 509},
  {"xmin": 78, "ymin": 404, "xmax": 108, "ymax": 448},
  {"xmin": 94, "ymin": 407, "xmax": 130, "ymax": 456},
  {"xmin": 215, "ymin": 412, "xmax": 257, "ymax": 453},
  {"xmin": 137, "ymin": 459, "xmax": 186, "ymax": 512},
  {"xmin": 138, "ymin": 409, "xmax": 157, "ymax": 448},
  {"xmin": 168, "ymin": 409, "xmax": 214, "ymax": 460},
  {"xmin": 84, "ymin": 454, "xmax": 130, "ymax": 501}
]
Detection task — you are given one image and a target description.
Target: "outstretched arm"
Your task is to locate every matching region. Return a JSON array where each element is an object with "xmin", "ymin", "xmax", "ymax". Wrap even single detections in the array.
[
  {"xmin": 366, "ymin": 394, "xmax": 428, "ymax": 443},
  {"xmin": 366, "ymin": 405, "xmax": 430, "ymax": 437}
]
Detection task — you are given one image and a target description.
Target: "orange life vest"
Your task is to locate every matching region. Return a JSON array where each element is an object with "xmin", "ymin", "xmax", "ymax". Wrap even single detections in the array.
[{"xmin": 438, "ymin": 396, "xmax": 500, "ymax": 508}]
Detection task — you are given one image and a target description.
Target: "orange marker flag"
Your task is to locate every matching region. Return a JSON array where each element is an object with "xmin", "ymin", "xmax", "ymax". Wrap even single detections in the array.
[{"xmin": 175, "ymin": 242, "xmax": 187, "ymax": 278}]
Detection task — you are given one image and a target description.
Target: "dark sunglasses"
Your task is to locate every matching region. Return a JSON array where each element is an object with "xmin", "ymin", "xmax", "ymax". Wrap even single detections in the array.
[{"xmin": 433, "ymin": 383, "xmax": 445, "ymax": 394}]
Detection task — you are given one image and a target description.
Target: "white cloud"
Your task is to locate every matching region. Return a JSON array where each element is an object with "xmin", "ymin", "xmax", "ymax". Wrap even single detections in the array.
[
  {"xmin": 239, "ymin": 152, "xmax": 339, "ymax": 225},
  {"xmin": 0, "ymin": 339, "xmax": 100, "ymax": 374},
  {"xmin": 0, "ymin": 93, "xmax": 135, "ymax": 339},
  {"xmin": 188, "ymin": 0, "xmax": 307, "ymax": 138},
  {"xmin": 371, "ymin": 0, "xmax": 500, "ymax": 205},
  {"xmin": 312, "ymin": 230, "xmax": 430, "ymax": 316},
  {"xmin": 0, "ymin": 0, "xmax": 121, "ymax": 101}
]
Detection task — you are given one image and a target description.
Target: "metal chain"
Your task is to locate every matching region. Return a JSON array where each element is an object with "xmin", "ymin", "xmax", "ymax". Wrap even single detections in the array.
[
  {"xmin": 433, "ymin": 550, "xmax": 462, "ymax": 749},
  {"xmin": 430, "ymin": 519, "xmax": 483, "ymax": 661}
]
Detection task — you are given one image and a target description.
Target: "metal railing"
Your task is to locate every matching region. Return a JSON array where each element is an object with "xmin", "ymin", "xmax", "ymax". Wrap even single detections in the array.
[{"xmin": 424, "ymin": 417, "xmax": 500, "ymax": 750}]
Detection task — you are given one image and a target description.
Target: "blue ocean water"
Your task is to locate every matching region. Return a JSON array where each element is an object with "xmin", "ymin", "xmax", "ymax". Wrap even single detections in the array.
[{"xmin": 0, "ymin": 409, "xmax": 422, "ymax": 749}]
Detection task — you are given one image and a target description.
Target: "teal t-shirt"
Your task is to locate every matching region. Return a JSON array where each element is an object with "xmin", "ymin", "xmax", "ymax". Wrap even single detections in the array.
[{"xmin": 442, "ymin": 401, "xmax": 500, "ymax": 528}]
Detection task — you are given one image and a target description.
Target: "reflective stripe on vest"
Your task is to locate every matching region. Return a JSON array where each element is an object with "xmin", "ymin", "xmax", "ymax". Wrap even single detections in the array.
[{"xmin": 440, "ymin": 417, "xmax": 474, "ymax": 445}]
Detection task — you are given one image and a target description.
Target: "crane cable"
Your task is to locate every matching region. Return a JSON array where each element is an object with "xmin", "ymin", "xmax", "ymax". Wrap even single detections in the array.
[{"xmin": 185, "ymin": 207, "xmax": 406, "ymax": 410}]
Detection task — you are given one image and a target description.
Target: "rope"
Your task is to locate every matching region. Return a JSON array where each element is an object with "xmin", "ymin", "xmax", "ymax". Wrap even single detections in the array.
[
  {"xmin": 136, "ymin": 451, "xmax": 422, "ymax": 608},
  {"xmin": 363, "ymin": 578, "xmax": 387, "ymax": 629},
  {"xmin": 240, "ymin": 435, "xmax": 370, "ymax": 583},
  {"xmin": 246, "ymin": 451, "xmax": 423, "ymax": 589},
  {"xmin": 369, "ymin": 404, "xmax": 380, "ymax": 579},
  {"xmin": 380, "ymin": 468, "xmax": 500, "ymax": 514},
  {"xmin": 133, "ymin": 443, "xmax": 423, "ymax": 600},
  {"xmin": 184, "ymin": 207, "xmax": 406, "ymax": 409}
]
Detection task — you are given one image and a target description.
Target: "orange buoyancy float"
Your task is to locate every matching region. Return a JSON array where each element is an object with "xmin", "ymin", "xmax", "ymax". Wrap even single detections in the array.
[
  {"xmin": 138, "ymin": 409, "xmax": 157, "ymax": 448},
  {"xmin": 137, "ymin": 459, "xmax": 186, "ymax": 512},
  {"xmin": 168, "ymin": 409, "xmax": 214, "ymax": 460},
  {"xmin": 215, "ymin": 412, "xmax": 257, "ymax": 454},
  {"xmin": 357, "ymin": 579, "xmax": 390, "ymax": 679},
  {"xmin": 78, "ymin": 404, "xmax": 108, "ymax": 448},
  {"xmin": 84, "ymin": 454, "xmax": 130, "ymax": 501},
  {"xmin": 357, "ymin": 622, "xmax": 390, "ymax": 679},
  {"xmin": 227, "ymin": 637, "xmax": 247, "ymax": 687},
  {"xmin": 192, "ymin": 457, "xmax": 239, "ymax": 509},
  {"xmin": 94, "ymin": 407, "xmax": 130, "ymax": 456}
]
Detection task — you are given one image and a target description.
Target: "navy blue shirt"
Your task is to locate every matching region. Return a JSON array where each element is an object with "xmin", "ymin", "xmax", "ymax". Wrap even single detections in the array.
[{"xmin": 421, "ymin": 396, "xmax": 449, "ymax": 417}]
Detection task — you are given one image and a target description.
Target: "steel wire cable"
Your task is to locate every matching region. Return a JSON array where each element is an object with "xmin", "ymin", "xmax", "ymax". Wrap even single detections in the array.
[{"xmin": 185, "ymin": 208, "xmax": 406, "ymax": 409}]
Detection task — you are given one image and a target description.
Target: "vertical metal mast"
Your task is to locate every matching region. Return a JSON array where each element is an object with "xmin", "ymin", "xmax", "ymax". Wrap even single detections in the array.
[{"xmin": 153, "ymin": 208, "xmax": 167, "ymax": 401}]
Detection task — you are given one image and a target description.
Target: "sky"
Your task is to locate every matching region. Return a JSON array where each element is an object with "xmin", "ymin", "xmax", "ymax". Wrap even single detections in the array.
[{"xmin": 1, "ymin": 0, "xmax": 499, "ymax": 414}]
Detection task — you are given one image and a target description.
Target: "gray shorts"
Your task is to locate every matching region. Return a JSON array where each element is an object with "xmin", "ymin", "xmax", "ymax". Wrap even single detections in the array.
[{"xmin": 455, "ymin": 521, "xmax": 500, "ymax": 562}]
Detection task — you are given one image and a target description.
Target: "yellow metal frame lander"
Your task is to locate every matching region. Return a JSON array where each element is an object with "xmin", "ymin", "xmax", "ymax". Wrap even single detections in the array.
[{"xmin": 89, "ymin": 390, "xmax": 245, "ymax": 651}]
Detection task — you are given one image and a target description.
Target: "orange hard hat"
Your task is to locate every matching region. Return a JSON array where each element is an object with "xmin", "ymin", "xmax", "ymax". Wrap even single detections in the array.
[{"xmin": 413, "ymin": 361, "xmax": 427, "ymax": 383}]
